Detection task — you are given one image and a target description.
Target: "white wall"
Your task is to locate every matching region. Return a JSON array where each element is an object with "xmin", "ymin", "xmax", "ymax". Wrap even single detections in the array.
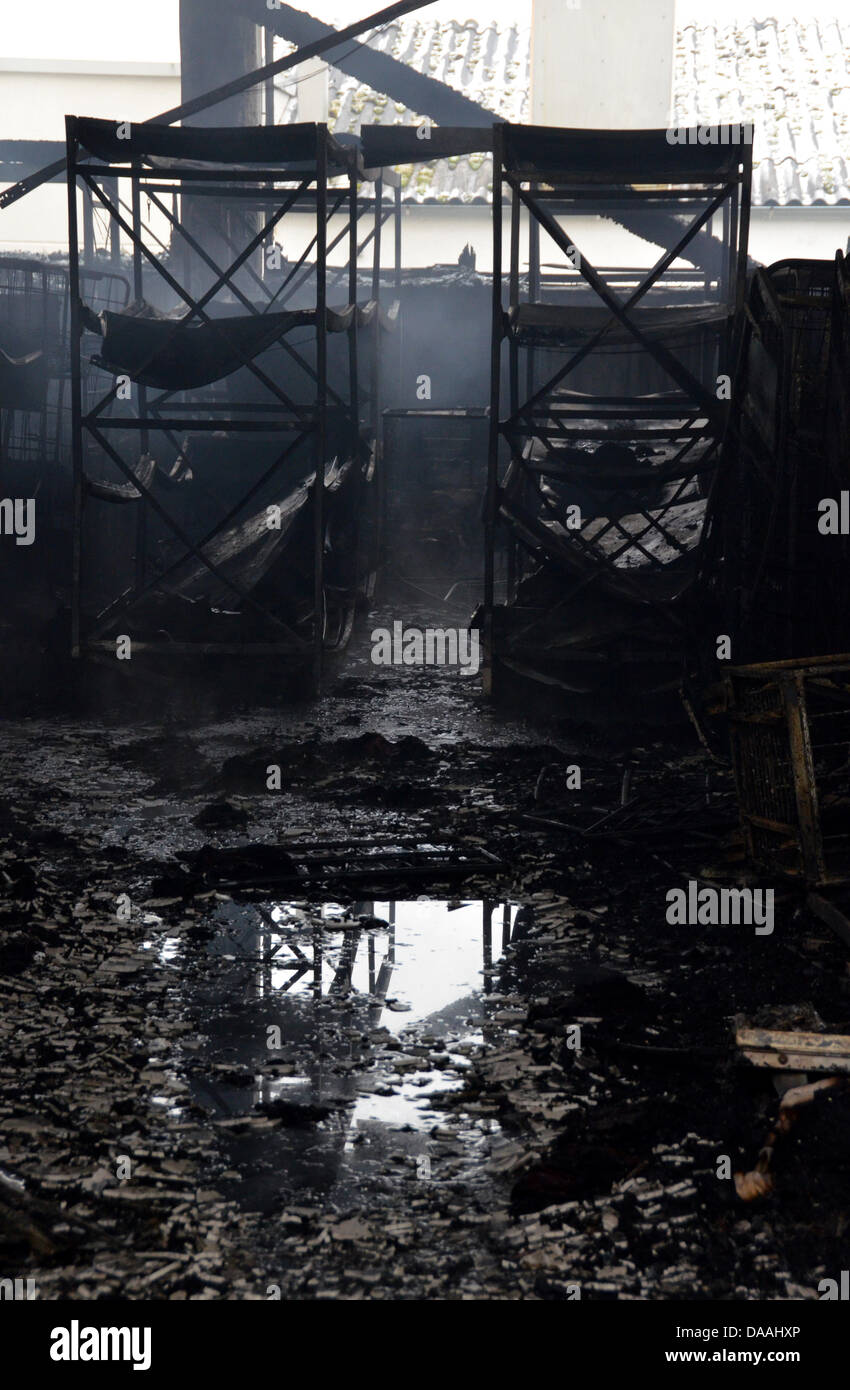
[
  {"xmin": 0, "ymin": 59, "xmax": 180, "ymax": 142},
  {"xmin": 2, "ymin": 61, "xmax": 847, "ymax": 270},
  {"xmin": 4, "ymin": 197, "xmax": 848, "ymax": 273},
  {"xmin": 378, "ymin": 206, "xmax": 850, "ymax": 276},
  {"xmin": 0, "ymin": 60, "xmax": 180, "ymax": 255}
]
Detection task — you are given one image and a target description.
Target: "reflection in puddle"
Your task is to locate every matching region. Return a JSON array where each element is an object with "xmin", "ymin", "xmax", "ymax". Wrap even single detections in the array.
[
  {"xmin": 143, "ymin": 899, "xmax": 519, "ymax": 1209},
  {"xmin": 263, "ymin": 899, "xmax": 515, "ymax": 1020}
]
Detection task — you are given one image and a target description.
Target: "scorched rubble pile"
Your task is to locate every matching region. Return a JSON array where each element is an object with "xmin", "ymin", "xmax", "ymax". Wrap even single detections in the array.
[{"xmin": 2, "ymin": 649, "xmax": 850, "ymax": 1299}]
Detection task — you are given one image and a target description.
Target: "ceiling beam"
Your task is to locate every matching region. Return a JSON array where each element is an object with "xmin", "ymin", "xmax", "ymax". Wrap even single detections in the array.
[
  {"xmin": 254, "ymin": 1, "xmax": 495, "ymax": 128},
  {"xmin": 0, "ymin": 0, "xmax": 439, "ymax": 210}
]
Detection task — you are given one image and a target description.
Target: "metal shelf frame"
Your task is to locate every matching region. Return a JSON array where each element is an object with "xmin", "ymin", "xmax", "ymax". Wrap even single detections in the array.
[
  {"xmin": 65, "ymin": 115, "xmax": 397, "ymax": 685},
  {"xmin": 483, "ymin": 122, "xmax": 753, "ymax": 697}
]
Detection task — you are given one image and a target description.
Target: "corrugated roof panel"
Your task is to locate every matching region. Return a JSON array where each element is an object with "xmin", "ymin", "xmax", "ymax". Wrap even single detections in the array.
[
  {"xmin": 673, "ymin": 20, "xmax": 850, "ymax": 205},
  {"xmin": 275, "ymin": 17, "xmax": 850, "ymax": 206}
]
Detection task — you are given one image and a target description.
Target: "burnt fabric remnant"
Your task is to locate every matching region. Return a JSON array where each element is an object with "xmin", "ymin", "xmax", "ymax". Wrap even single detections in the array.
[
  {"xmin": 4, "ymin": 2, "xmax": 850, "ymax": 1350},
  {"xmin": 87, "ymin": 303, "xmax": 367, "ymax": 390},
  {"xmin": 91, "ymin": 306, "xmax": 321, "ymax": 391}
]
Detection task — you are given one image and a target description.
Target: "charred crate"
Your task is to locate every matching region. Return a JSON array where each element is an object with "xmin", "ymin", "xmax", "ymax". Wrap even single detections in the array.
[{"xmin": 726, "ymin": 655, "xmax": 850, "ymax": 885}]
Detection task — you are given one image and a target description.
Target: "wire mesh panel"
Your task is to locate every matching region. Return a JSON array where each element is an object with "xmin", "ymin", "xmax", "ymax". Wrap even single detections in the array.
[
  {"xmin": 382, "ymin": 409, "xmax": 488, "ymax": 580},
  {"xmin": 0, "ymin": 259, "xmax": 130, "ymax": 478},
  {"xmin": 0, "ymin": 258, "xmax": 67, "ymax": 469}
]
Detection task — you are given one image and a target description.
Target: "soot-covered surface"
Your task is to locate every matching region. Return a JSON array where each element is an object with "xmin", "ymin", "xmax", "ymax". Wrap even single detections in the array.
[{"xmin": 1, "ymin": 604, "xmax": 849, "ymax": 1300}]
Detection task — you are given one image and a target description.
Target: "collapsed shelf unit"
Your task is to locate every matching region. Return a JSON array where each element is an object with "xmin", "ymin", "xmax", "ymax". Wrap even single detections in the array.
[
  {"xmin": 66, "ymin": 116, "xmax": 398, "ymax": 685},
  {"xmin": 483, "ymin": 123, "xmax": 752, "ymax": 711}
]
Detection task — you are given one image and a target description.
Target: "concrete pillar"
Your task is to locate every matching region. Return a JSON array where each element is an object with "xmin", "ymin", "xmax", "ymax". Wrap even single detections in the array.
[
  {"xmin": 292, "ymin": 61, "xmax": 329, "ymax": 125},
  {"xmin": 178, "ymin": 0, "xmax": 264, "ymax": 296},
  {"xmin": 179, "ymin": 0, "xmax": 262, "ymax": 128},
  {"xmin": 530, "ymin": 0, "xmax": 675, "ymax": 130}
]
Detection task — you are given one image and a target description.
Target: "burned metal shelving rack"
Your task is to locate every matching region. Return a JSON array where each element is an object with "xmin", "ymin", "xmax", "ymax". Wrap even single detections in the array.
[
  {"xmin": 483, "ymin": 123, "xmax": 752, "ymax": 704},
  {"xmin": 65, "ymin": 115, "xmax": 393, "ymax": 687}
]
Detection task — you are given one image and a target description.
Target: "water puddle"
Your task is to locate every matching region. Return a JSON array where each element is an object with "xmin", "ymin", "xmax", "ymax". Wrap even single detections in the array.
[{"xmin": 143, "ymin": 899, "xmax": 519, "ymax": 1209}]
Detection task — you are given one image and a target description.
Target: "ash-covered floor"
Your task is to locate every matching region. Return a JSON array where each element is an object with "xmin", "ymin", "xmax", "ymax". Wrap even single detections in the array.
[{"xmin": 2, "ymin": 601, "xmax": 850, "ymax": 1301}]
